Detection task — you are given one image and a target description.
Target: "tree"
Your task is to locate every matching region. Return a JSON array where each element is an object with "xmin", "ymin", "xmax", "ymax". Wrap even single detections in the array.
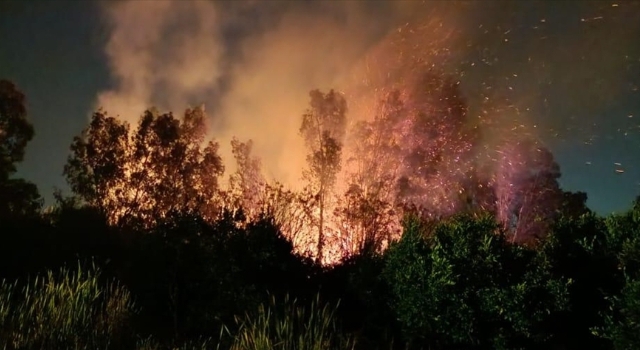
[
  {"xmin": 64, "ymin": 106, "xmax": 224, "ymax": 227},
  {"xmin": 493, "ymin": 139, "xmax": 563, "ymax": 243},
  {"xmin": 339, "ymin": 90, "xmax": 406, "ymax": 255},
  {"xmin": 599, "ymin": 199, "xmax": 640, "ymax": 349},
  {"xmin": 64, "ymin": 110, "xmax": 130, "ymax": 222},
  {"xmin": 603, "ymin": 277, "xmax": 640, "ymax": 350},
  {"xmin": 558, "ymin": 190, "xmax": 590, "ymax": 219},
  {"xmin": 0, "ymin": 79, "xmax": 42, "ymax": 218},
  {"xmin": 228, "ymin": 137, "xmax": 264, "ymax": 218},
  {"xmin": 0, "ymin": 179, "xmax": 43, "ymax": 218},
  {"xmin": 336, "ymin": 71, "xmax": 482, "ymax": 256},
  {"xmin": 126, "ymin": 107, "xmax": 224, "ymax": 224},
  {"xmin": 0, "ymin": 79, "xmax": 34, "ymax": 179},
  {"xmin": 383, "ymin": 214, "xmax": 571, "ymax": 349},
  {"xmin": 540, "ymin": 212, "xmax": 621, "ymax": 349},
  {"xmin": 348, "ymin": 71, "xmax": 481, "ymax": 219},
  {"xmin": 300, "ymin": 89, "xmax": 347, "ymax": 263}
]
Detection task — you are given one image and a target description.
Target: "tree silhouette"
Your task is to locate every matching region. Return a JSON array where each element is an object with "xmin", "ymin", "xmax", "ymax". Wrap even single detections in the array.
[
  {"xmin": 494, "ymin": 139, "xmax": 563, "ymax": 243},
  {"xmin": 64, "ymin": 110, "xmax": 129, "ymax": 222},
  {"xmin": 64, "ymin": 106, "xmax": 224, "ymax": 227},
  {"xmin": 340, "ymin": 90, "xmax": 406, "ymax": 254},
  {"xmin": 393, "ymin": 72, "xmax": 479, "ymax": 216},
  {"xmin": 384, "ymin": 214, "xmax": 571, "ymax": 349},
  {"xmin": 228, "ymin": 137, "xmax": 264, "ymax": 218},
  {"xmin": 0, "ymin": 79, "xmax": 34, "ymax": 179},
  {"xmin": 300, "ymin": 89, "xmax": 347, "ymax": 263},
  {"xmin": 341, "ymin": 71, "xmax": 481, "ymax": 251},
  {"xmin": 0, "ymin": 79, "xmax": 42, "ymax": 218}
]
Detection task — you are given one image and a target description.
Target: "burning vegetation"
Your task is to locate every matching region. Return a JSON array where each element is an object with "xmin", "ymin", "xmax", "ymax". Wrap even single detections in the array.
[
  {"xmin": 63, "ymin": 59, "xmax": 570, "ymax": 265},
  {"xmin": 2, "ymin": 1, "xmax": 640, "ymax": 349}
]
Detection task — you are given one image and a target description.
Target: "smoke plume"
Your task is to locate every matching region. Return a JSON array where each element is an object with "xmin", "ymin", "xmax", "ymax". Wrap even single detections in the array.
[
  {"xmin": 95, "ymin": 0, "xmax": 640, "ymax": 206},
  {"xmin": 95, "ymin": 0, "xmax": 425, "ymax": 187}
]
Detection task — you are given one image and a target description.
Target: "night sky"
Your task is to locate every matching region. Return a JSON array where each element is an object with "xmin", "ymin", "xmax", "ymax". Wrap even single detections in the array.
[{"xmin": 1, "ymin": 0, "xmax": 639, "ymax": 215}]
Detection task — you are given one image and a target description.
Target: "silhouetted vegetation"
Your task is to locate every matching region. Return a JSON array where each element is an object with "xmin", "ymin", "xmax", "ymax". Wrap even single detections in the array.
[{"xmin": 1, "ymin": 79, "xmax": 640, "ymax": 349}]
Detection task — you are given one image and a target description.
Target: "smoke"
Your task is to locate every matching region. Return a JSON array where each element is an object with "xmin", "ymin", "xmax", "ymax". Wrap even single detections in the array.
[
  {"xmin": 95, "ymin": 0, "xmax": 640, "ymax": 201},
  {"xmin": 95, "ymin": 0, "xmax": 427, "ymax": 188},
  {"xmin": 97, "ymin": 0, "xmax": 223, "ymax": 122}
]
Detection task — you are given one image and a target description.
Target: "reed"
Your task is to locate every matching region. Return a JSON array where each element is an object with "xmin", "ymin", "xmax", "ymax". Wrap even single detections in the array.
[
  {"xmin": 230, "ymin": 294, "xmax": 356, "ymax": 350},
  {"xmin": 0, "ymin": 263, "xmax": 135, "ymax": 349}
]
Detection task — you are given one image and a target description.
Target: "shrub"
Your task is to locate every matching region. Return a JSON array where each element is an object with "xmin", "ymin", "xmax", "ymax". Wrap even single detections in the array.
[
  {"xmin": 594, "ymin": 200, "xmax": 640, "ymax": 349},
  {"xmin": 599, "ymin": 277, "xmax": 640, "ymax": 350},
  {"xmin": 539, "ymin": 213, "xmax": 622, "ymax": 349},
  {"xmin": 319, "ymin": 252, "xmax": 398, "ymax": 349},
  {"xmin": 383, "ymin": 214, "xmax": 571, "ymax": 349}
]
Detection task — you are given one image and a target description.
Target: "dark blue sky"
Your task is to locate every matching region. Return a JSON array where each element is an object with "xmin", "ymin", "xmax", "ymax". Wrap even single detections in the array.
[{"xmin": 1, "ymin": 0, "xmax": 639, "ymax": 214}]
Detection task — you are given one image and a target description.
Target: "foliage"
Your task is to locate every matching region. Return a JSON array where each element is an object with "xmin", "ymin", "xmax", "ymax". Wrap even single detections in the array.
[
  {"xmin": 118, "ymin": 210, "xmax": 315, "ymax": 341},
  {"xmin": 257, "ymin": 183, "xmax": 313, "ymax": 251},
  {"xmin": 493, "ymin": 139, "xmax": 563, "ymax": 243},
  {"xmin": 0, "ymin": 80, "xmax": 34, "ymax": 180},
  {"xmin": 600, "ymin": 277, "xmax": 640, "ymax": 350},
  {"xmin": 319, "ymin": 252, "xmax": 398, "ymax": 350},
  {"xmin": 595, "ymin": 198, "xmax": 640, "ymax": 349},
  {"xmin": 64, "ymin": 107, "xmax": 224, "ymax": 227},
  {"xmin": 0, "ymin": 178, "xmax": 42, "ymax": 218},
  {"xmin": 0, "ymin": 264, "xmax": 135, "ymax": 349},
  {"xmin": 333, "ymin": 182, "xmax": 399, "ymax": 256},
  {"xmin": 228, "ymin": 137, "xmax": 265, "ymax": 218},
  {"xmin": 3, "ymin": 80, "xmax": 640, "ymax": 350},
  {"xmin": 383, "ymin": 214, "xmax": 571, "ymax": 349},
  {"xmin": 0, "ymin": 80, "xmax": 41, "ymax": 219},
  {"xmin": 539, "ymin": 212, "xmax": 621, "ymax": 349},
  {"xmin": 300, "ymin": 89, "xmax": 348, "ymax": 263}
]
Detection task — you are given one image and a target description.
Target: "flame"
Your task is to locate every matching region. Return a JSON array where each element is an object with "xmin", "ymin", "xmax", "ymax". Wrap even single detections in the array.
[{"xmin": 91, "ymin": 3, "xmax": 581, "ymax": 263}]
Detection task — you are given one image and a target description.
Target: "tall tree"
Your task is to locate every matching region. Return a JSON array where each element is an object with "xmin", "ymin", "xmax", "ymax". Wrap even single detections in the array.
[
  {"xmin": 394, "ymin": 72, "xmax": 479, "ymax": 216},
  {"xmin": 558, "ymin": 190, "xmax": 590, "ymax": 219},
  {"xmin": 494, "ymin": 138, "xmax": 563, "ymax": 243},
  {"xmin": 0, "ymin": 79, "xmax": 42, "ymax": 217},
  {"xmin": 126, "ymin": 107, "xmax": 224, "ymax": 224},
  {"xmin": 228, "ymin": 137, "xmax": 264, "ymax": 218},
  {"xmin": 64, "ymin": 106, "xmax": 224, "ymax": 228},
  {"xmin": 64, "ymin": 110, "xmax": 130, "ymax": 222},
  {"xmin": 345, "ymin": 71, "xmax": 480, "ymax": 230},
  {"xmin": 300, "ymin": 89, "xmax": 347, "ymax": 263},
  {"xmin": 339, "ymin": 90, "xmax": 407, "ymax": 254},
  {"xmin": 0, "ymin": 79, "xmax": 34, "ymax": 180}
]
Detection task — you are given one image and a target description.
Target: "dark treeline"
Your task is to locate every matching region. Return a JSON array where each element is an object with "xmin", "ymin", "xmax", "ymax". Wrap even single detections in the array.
[{"xmin": 1, "ymin": 77, "xmax": 640, "ymax": 350}]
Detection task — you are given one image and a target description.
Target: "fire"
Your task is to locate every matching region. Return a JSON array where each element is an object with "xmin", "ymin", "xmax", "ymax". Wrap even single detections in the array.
[{"xmin": 72, "ymin": 6, "xmax": 572, "ymax": 264}]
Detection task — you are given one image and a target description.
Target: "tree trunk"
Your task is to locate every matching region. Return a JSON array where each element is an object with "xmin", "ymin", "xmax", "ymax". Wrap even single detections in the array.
[{"xmin": 317, "ymin": 190, "xmax": 324, "ymax": 264}]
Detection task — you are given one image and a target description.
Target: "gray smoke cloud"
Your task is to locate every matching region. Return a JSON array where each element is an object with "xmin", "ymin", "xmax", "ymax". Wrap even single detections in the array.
[{"xmin": 97, "ymin": 0, "xmax": 223, "ymax": 121}]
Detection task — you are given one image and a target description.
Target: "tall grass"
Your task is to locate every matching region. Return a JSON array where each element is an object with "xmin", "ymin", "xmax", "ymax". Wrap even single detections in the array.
[
  {"xmin": 0, "ymin": 263, "xmax": 135, "ymax": 349},
  {"xmin": 0, "ymin": 267, "xmax": 354, "ymax": 349},
  {"xmin": 135, "ymin": 335, "xmax": 217, "ymax": 350},
  {"xmin": 229, "ymin": 294, "xmax": 356, "ymax": 350}
]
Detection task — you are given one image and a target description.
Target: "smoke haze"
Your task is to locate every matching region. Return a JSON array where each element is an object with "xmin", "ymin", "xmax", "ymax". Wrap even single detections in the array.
[
  {"xmin": 95, "ymin": 0, "xmax": 640, "ymax": 194},
  {"xmin": 95, "ymin": 0, "xmax": 456, "ymax": 188}
]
